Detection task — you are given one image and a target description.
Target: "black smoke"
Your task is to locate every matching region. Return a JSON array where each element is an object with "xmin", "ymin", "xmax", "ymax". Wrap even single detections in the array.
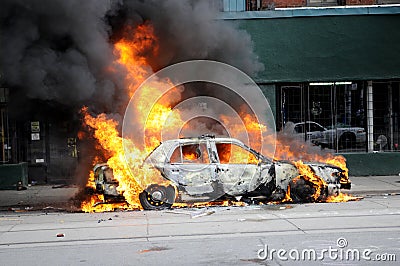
[{"xmin": 1, "ymin": 0, "xmax": 263, "ymax": 115}]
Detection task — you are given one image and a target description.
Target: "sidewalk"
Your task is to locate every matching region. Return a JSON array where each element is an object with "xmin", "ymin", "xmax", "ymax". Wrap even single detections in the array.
[
  {"xmin": 347, "ymin": 175, "xmax": 400, "ymax": 195},
  {"xmin": 0, "ymin": 176, "xmax": 399, "ymax": 211},
  {"xmin": 0, "ymin": 185, "xmax": 80, "ymax": 211}
]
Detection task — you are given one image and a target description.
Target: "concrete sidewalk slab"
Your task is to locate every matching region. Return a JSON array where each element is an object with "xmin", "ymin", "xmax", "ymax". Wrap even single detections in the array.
[
  {"xmin": 0, "ymin": 185, "xmax": 79, "ymax": 210},
  {"xmin": 348, "ymin": 175, "xmax": 400, "ymax": 195}
]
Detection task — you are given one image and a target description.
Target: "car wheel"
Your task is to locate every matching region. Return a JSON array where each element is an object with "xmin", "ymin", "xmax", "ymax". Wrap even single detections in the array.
[
  {"xmin": 289, "ymin": 176, "xmax": 329, "ymax": 203},
  {"xmin": 289, "ymin": 176, "xmax": 317, "ymax": 203},
  {"xmin": 339, "ymin": 133, "xmax": 355, "ymax": 150},
  {"xmin": 139, "ymin": 184, "xmax": 176, "ymax": 210}
]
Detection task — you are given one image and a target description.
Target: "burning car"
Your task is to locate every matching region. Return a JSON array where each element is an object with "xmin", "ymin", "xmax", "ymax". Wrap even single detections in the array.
[{"xmin": 90, "ymin": 135, "xmax": 351, "ymax": 210}]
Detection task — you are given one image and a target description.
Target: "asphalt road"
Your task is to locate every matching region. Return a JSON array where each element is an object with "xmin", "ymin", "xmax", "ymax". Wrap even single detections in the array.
[{"xmin": 0, "ymin": 194, "xmax": 399, "ymax": 265}]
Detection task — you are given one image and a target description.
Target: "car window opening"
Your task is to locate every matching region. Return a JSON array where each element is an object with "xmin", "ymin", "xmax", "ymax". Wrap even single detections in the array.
[
  {"xmin": 170, "ymin": 143, "xmax": 210, "ymax": 164},
  {"xmin": 216, "ymin": 143, "xmax": 258, "ymax": 164}
]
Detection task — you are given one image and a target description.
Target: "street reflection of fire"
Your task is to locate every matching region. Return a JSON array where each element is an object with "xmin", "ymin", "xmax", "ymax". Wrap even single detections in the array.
[
  {"xmin": 80, "ymin": 23, "xmax": 357, "ymax": 213},
  {"xmin": 326, "ymin": 193, "xmax": 363, "ymax": 203}
]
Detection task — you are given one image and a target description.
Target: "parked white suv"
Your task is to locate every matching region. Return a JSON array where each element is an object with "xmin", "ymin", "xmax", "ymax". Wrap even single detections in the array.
[{"xmin": 285, "ymin": 121, "xmax": 366, "ymax": 149}]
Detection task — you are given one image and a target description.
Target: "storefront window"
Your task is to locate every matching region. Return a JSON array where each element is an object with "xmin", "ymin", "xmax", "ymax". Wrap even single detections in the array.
[{"xmin": 277, "ymin": 81, "xmax": 400, "ymax": 153}]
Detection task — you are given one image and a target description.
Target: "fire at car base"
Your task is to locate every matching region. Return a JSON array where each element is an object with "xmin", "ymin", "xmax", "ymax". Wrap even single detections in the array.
[{"xmin": 80, "ymin": 136, "xmax": 361, "ymax": 213}]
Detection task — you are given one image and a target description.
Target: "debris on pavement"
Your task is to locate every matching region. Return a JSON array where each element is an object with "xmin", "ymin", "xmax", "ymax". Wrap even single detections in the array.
[
  {"xmin": 98, "ymin": 218, "xmax": 113, "ymax": 223},
  {"xmin": 165, "ymin": 210, "xmax": 192, "ymax": 216},
  {"xmin": 52, "ymin": 184, "xmax": 68, "ymax": 189},
  {"xmin": 42, "ymin": 206, "xmax": 66, "ymax": 212},
  {"xmin": 139, "ymin": 246, "xmax": 170, "ymax": 253},
  {"xmin": 190, "ymin": 209, "xmax": 215, "ymax": 219}
]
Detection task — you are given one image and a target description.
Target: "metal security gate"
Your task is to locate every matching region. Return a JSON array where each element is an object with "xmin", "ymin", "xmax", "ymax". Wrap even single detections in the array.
[
  {"xmin": 278, "ymin": 81, "xmax": 400, "ymax": 153},
  {"xmin": 279, "ymin": 82, "xmax": 367, "ymax": 153}
]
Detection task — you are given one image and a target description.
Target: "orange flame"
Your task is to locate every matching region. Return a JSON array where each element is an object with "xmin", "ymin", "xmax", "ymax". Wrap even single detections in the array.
[
  {"xmin": 80, "ymin": 107, "xmax": 142, "ymax": 211},
  {"xmin": 294, "ymin": 160, "xmax": 327, "ymax": 201},
  {"xmin": 80, "ymin": 23, "xmax": 181, "ymax": 212},
  {"xmin": 326, "ymin": 193, "xmax": 362, "ymax": 202},
  {"xmin": 114, "ymin": 23, "xmax": 158, "ymax": 97}
]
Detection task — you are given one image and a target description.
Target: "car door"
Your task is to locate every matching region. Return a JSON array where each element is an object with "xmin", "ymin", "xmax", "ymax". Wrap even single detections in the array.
[
  {"xmin": 294, "ymin": 123, "xmax": 308, "ymax": 141},
  {"xmin": 306, "ymin": 122, "xmax": 324, "ymax": 144},
  {"xmin": 213, "ymin": 141, "xmax": 261, "ymax": 196},
  {"xmin": 164, "ymin": 141, "xmax": 218, "ymax": 198}
]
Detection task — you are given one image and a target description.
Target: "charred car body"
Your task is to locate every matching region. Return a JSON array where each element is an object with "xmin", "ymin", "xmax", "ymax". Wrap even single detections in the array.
[
  {"xmin": 92, "ymin": 136, "xmax": 351, "ymax": 210},
  {"xmin": 90, "ymin": 163, "xmax": 125, "ymax": 203}
]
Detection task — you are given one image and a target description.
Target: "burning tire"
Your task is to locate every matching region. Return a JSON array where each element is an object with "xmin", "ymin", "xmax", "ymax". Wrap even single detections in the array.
[
  {"xmin": 289, "ymin": 176, "xmax": 318, "ymax": 203},
  {"xmin": 139, "ymin": 184, "xmax": 176, "ymax": 210}
]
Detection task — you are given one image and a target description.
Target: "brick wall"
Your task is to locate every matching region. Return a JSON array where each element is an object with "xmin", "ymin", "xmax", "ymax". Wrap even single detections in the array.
[
  {"xmin": 247, "ymin": 0, "xmax": 305, "ymax": 9},
  {"xmin": 266, "ymin": 0, "xmax": 306, "ymax": 8},
  {"xmin": 346, "ymin": 0, "xmax": 376, "ymax": 5},
  {"xmin": 246, "ymin": 0, "xmax": 381, "ymax": 10}
]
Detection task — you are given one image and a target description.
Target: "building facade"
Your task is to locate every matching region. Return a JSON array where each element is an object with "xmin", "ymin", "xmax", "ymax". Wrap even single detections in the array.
[
  {"xmin": 222, "ymin": 0, "xmax": 399, "ymax": 10},
  {"xmin": 222, "ymin": 4, "xmax": 400, "ymax": 175}
]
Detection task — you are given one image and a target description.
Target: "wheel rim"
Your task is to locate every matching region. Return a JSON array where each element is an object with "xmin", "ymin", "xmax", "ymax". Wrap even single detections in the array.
[{"xmin": 146, "ymin": 186, "xmax": 168, "ymax": 206}]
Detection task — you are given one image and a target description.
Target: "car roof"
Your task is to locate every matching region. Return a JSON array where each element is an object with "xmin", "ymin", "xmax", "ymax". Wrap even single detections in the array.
[
  {"xmin": 161, "ymin": 136, "xmax": 245, "ymax": 145},
  {"xmin": 293, "ymin": 121, "xmax": 321, "ymax": 125}
]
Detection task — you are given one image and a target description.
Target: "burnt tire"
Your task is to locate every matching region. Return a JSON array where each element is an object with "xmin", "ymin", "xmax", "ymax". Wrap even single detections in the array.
[
  {"xmin": 139, "ymin": 184, "xmax": 175, "ymax": 210},
  {"xmin": 289, "ymin": 177, "xmax": 316, "ymax": 203}
]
